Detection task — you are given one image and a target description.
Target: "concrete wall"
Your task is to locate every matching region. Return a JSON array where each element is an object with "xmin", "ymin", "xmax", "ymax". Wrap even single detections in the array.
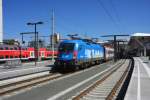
[{"xmin": 0, "ymin": 0, "xmax": 2, "ymax": 42}]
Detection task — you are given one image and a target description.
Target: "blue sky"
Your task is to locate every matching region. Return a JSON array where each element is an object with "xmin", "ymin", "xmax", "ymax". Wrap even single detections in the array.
[{"xmin": 3, "ymin": 0, "xmax": 150, "ymax": 42}]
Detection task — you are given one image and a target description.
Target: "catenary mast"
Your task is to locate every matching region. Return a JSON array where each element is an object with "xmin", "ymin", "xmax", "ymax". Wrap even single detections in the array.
[
  {"xmin": 51, "ymin": 9, "xmax": 55, "ymax": 61},
  {"xmin": 0, "ymin": 0, "xmax": 3, "ymax": 42}
]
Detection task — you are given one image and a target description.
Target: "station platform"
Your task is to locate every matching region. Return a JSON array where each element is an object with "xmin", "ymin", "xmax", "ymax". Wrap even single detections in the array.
[
  {"xmin": 0, "ymin": 60, "xmax": 54, "ymax": 80},
  {"xmin": 125, "ymin": 57, "xmax": 150, "ymax": 100}
]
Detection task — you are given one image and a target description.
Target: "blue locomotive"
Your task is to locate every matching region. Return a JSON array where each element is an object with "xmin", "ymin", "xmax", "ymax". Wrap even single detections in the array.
[{"xmin": 54, "ymin": 39, "xmax": 107, "ymax": 71}]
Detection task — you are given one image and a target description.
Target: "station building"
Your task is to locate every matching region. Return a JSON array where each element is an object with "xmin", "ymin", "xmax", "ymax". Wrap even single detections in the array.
[{"xmin": 128, "ymin": 33, "xmax": 150, "ymax": 57}]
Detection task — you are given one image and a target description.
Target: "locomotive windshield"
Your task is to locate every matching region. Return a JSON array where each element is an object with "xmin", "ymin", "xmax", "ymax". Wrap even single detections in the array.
[{"xmin": 59, "ymin": 43, "xmax": 75, "ymax": 52}]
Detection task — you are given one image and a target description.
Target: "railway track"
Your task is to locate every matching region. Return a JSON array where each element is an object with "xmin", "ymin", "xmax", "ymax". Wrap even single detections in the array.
[
  {"xmin": 0, "ymin": 60, "xmax": 114, "ymax": 97},
  {"xmin": 0, "ymin": 73, "xmax": 63, "ymax": 96},
  {"xmin": 0, "ymin": 60, "xmax": 124, "ymax": 99},
  {"xmin": 0, "ymin": 66, "xmax": 99, "ymax": 96},
  {"xmin": 72, "ymin": 59, "xmax": 131, "ymax": 100}
]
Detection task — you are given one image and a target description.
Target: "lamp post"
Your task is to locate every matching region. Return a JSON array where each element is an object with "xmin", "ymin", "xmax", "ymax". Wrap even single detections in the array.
[{"xmin": 27, "ymin": 22, "xmax": 43, "ymax": 66}]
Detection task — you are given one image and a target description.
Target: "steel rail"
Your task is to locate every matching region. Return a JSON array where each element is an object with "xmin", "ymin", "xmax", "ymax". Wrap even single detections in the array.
[
  {"xmin": 72, "ymin": 59, "xmax": 130, "ymax": 100},
  {"xmin": 106, "ymin": 60, "xmax": 132, "ymax": 100},
  {"xmin": 0, "ymin": 73, "xmax": 62, "ymax": 96},
  {"xmin": 0, "ymin": 60, "xmax": 116, "ymax": 97}
]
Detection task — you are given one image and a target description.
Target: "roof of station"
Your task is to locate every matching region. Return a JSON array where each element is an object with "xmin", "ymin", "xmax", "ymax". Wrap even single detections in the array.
[{"xmin": 131, "ymin": 33, "xmax": 150, "ymax": 36}]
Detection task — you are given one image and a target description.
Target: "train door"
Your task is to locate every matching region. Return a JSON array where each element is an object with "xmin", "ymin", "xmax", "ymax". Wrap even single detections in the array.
[
  {"xmin": 30, "ymin": 51, "xmax": 34, "ymax": 58},
  {"xmin": 41, "ymin": 51, "xmax": 45, "ymax": 58}
]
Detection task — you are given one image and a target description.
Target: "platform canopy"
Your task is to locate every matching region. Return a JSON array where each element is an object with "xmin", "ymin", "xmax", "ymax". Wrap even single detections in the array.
[
  {"xmin": 131, "ymin": 33, "xmax": 150, "ymax": 37},
  {"xmin": 128, "ymin": 33, "xmax": 150, "ymax": 56}
]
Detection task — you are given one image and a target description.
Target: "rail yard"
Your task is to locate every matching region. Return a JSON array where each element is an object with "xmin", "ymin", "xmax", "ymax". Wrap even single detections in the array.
[{"xmin": 1, "ymin": 0, "xmax": 150, "ymax": 100}]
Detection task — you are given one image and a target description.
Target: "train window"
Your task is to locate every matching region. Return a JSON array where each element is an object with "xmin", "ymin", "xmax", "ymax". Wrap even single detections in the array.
[
  {"xmin": 10, "ymin": 48, "xmax": 13, "ymax": 50},
  {"xmin": 0, "ymin": 56, "xmax": 4, "ymax": 59},
  {"xmin": 15, "ymin": 56, "xmax": 18, "ymax": 58},
  {"xmin": 78, "ymin": 45, "xmax": 82, "ymax": 51},
  {"xmin": 5, "ymin": 47, "xmax": 9, "ymax": 50},
  {"xmin": 14, "ymin": 47, "xmax": 18, "ymax": 50},
  {"xmin": 6, "ymin": 55, "xmax": 9, "ymax": 58},
  {"xmin": 0, "ymin": 47, "xmax": 3, "ymax": 50},
  {"xmin": 59, "ymin": 43, "xmax": 74, "ymax": 52},
  {"xmin": 10, "ymin": 56, "xmax": 13, "ymax": 58}
]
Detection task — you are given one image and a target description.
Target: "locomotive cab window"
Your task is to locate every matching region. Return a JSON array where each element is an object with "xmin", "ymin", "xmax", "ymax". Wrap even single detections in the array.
[
  {"xmin": 78, "ymin": 45, "xmax": 82, "ymax": 51},
  {"xmin": 59, "ymin": 43, "xmax": 75, "ymax": 52}
]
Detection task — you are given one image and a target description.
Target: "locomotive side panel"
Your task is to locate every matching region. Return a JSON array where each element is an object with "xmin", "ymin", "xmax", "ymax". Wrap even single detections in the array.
[{"xmin": 55, "ymin": 40, "xmax": 105, "ymax": 71}]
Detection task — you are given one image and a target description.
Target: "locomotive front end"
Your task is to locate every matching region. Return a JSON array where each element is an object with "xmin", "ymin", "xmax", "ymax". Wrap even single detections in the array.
[{"xmin": 54, "ymin": 42, "xmax": 78, "ymax": 70}]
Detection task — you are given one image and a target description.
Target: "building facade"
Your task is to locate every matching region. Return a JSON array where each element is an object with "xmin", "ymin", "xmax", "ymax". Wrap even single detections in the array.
[
  {"xmin": 0, "ymin": 0, "xmax": 2, "ymax": 42},
  {"xmin": 128, "ymin": 33, "xmax": 150, "ymax": 56}
]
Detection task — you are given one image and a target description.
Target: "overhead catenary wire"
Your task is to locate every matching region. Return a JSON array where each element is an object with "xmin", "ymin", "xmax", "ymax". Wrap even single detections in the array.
[
  {"xmin": 109, "ymin": 0, "xmax": 128, "ymax": 34},
  {"xmin": 109, "ymin": 0, "xmax": 121, "ymax": 24},
  {"xmin": 96, "ymin": 0, "xmax": 121, "ymax": 33},
  {"xmin": 56, "ymin": 15, "xmax": 84, "ymax": 35}
]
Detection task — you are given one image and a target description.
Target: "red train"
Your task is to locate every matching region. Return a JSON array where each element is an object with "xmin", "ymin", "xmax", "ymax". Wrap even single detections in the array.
[{"xmin": 0, "ymin": 44, "xmax": 57, "ymax": 61}]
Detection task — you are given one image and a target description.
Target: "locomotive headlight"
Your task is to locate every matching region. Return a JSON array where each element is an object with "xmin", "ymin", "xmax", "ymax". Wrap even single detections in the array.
[{"xmin": 73, "ymin": 51, "xmax": 78, "ymax": 59}]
